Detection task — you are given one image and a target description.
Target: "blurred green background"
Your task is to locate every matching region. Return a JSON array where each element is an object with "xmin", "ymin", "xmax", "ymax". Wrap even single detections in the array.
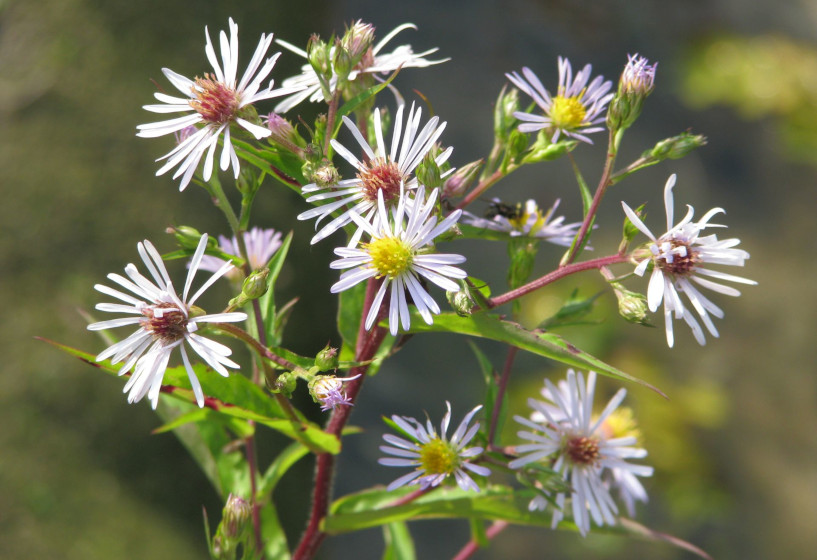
[{"xmin": 2, "ymin": 0, "xmax": 815, "ymax": 558}]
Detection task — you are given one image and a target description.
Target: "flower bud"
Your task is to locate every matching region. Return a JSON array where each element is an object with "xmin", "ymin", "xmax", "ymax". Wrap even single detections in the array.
[
  {"xmin": 446, "ymin": 288, "xmax": 475, "ymax": 316},
  {"xmin": 263, "ymin": 113, "xmax": 305, "ymax": 153},
  {"xmin": 644, "ymin": 132, "xmax": 707, "ymax": 161},
  {"xmin": 339, "ymin": 20, "xmax": 375, "ymax": 70},
  {"xmin": 168, "ymin": 226, "xmax": 219, "ymax": 252},
  {"xmin": 311, "ymin": 161, "xmax": 340, "ymax": 188},
  {"xmin": 220, "ymin": 494, "xmax": 252, "ymax": 541},
  {"xmin": 415, "ymin": 151, "xmax": 443, "ymax": 188},
  {"xmin": 607, "ymin": 54, "xmax": 657, "ymax": 131},
  {"xmin": 494, "ymin": 86, "xmax": 520, "ymax": 140},
  {"xmin": 443, "ymin": 159, "xmax": 483, "ymax": 199},
  {"xmin": 522, "ymin": 133, "xmax": 576, "ymax": 164},
  {"xmin": 615, "ymin": 288, "xmax": 650, "ymax": 325},
  {"xmin": 269, "ymin": 371, "xmax": 297, "ymax": 397},
  {"xmin": 314, "ymin": 344, "xmax": 339, "ymax": 372},
  {"xmin": 243, "ymin": 268, "xmax": 269, "ymax": 299},
  {"xmin": 505, "ymin": 129, "xmax": 530, "ymax": 166},
  {"xmin": 307, "ymin": 35, "xmax": 331, "ymax": 75}
]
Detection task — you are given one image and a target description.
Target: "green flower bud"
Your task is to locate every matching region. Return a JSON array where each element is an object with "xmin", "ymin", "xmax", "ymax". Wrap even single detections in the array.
[
  {"xmin": 307, "ymin": 35, "xmax": 331, "ymax": 75},
  {"xmin": 264, "ymin": 113, "xmax": 306, "ymax": 153},
  {"xmin": 645, "ymin": 132, "xmax": 707, "ymax": 161},
  {"xmin": 494, "ymin": 85, "xmax": 520, "ymax": 140},
  {"xmin": 333, "ymin": 41, "xmax": 355, "ymax": 81},
  {"xmin": 269, "ymin": 371, "xmax": 297, "ymax": 397},
  {"xmin": 314, "ymin": 344, "xmax": 339, "ymax": 372},
  {"xmin": 443, "ymin": 159, "xmax": 483, "ymax": 199},
  {"xmin": 616, "ymin": 288, "xmax": 650, "ymax": 325},
  {"xmin": 311, "ymin": 161, "xmax": 340, "ymax": 188},
  {"xmin": 337, "ymin": 21, "xmax": 375, "ymax": 76},
  {"xmin": 220, "ymin": 494, "xmax": 251, "ymax": 540},
  {"xmin": 607, "ymin": 55, "xmax": 657, "ymax": 131},
  {"xmin": 522, "ymin": 133, "xmax": 576, "ymax": 164},
  {"xmin": 242, "ymin": 268, "xmax": 269, "ymax": 299},
  {"xmin": 505, "ymin": 129, "xmax": 530, "ymax": 167},
  {"xmin": 446, "ymin": 288, "xmax": 475, "ymax": 316},
  {"xmin": 168, "ymin": 226, "xmax": 217, "ymax": 251},
  {"xmin": 415, "ymin": 151, "xmax": 443, "ymax": 188}
]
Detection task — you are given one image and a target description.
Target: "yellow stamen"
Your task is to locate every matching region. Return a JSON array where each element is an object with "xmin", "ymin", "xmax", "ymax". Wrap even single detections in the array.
[
  {"xmin": 419, "ymin": 438, "xmax": 459, "ymax": 475},
  {"xmin": 550, "ymin": 95, "xmax": 587, "ymax": 129},
  {"xmin": 366, "ymin": 236, "xmax": 414, "ymax": 278}
]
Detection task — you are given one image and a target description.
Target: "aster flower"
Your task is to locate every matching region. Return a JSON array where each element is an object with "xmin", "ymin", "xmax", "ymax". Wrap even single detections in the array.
[
  {"xmin": 309, "ymin": 374, "xmax": 361, "ymax": 411},
  {"xmin": 330, "ymin": 186, "xmax": 466, "ymax": 336},
  {"xmin": 136, "ymin": 18, "xmax": 301, "ymax": 191},
  {"xmin": 622, "ymin": 174, "xmax": 756, "ymax": 347},
  {"xmin": 506, "ymin": 57, "xmax": 614, "ymax": 144},
  {"xmin": 87, "ymin": 235, "xmax": 247, "ymax": 409},
  {"xmin": 620, "ymin": 53, "xmax": 657, "ymax": 96},
  {"xmin": 197, "ymin": 227, "xmax": 283, "ymax": 279},
  {"xmin": 299, "ymin": 103, "xmax": 452, "ymax": 245},
  {"xmin": 461, "ymin": 199, "xmax": 582, "ymax": 247},
  {"xmin": 510, "ymin": 370, "xmax": 653, "ymax": 536},
  {"xmin": 379, "ymin": 401, "xmax": 490, "ymax": 492},
  {"xmin": 274, "ymin": 23, "xmax": 448, "ymax": 113}
]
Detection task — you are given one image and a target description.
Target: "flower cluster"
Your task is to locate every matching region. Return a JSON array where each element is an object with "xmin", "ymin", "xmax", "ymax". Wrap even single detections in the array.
[{"xmin": 510, "ymin": 370, "xmax": 653, "ymax": 536}]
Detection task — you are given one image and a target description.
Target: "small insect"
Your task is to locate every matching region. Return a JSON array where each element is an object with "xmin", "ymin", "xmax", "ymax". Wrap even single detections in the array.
[{"xmin": 485, "ymin": 199, "xmax": 523, "ymax": 221}]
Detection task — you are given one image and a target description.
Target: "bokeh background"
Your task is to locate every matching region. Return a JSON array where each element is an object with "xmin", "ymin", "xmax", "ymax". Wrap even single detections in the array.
[{"xmin": 2, "ymin": 0, "xmax": 815, "ymax": 558}]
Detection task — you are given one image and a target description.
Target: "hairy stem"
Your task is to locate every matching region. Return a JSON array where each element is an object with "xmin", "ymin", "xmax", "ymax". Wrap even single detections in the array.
[
  {"xmin": 455, "ymin": 169, "xmax": 504, "ymax": 211},
  {"xmin": 451, "ymin": 520, "xmax": 510, "ymax": 560}
]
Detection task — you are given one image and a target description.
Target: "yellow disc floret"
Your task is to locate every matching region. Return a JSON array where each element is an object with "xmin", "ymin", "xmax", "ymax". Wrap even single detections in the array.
[
  {"xmin": 550, "ymin": 95, "xmax": 587, "ymax": 130},
  {"xmin": 366, "ymin": 236, "xmax": 414, "ymax": 279},
  {"xmin": 419, "ymin": 438, "xmax": 459, "ymax": 475}
]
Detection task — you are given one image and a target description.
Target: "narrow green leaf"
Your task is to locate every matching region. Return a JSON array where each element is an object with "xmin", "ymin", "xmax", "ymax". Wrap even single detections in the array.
[
  {"xmin": 231, "ymin": 138, "xmax": 306, "ymax": 193},
  {"xmin": 382, "ymin": 521, "xmax": 416, "ymax": 560},
  {"xmin": 467, "ymin": 341, "xmax": 501, "ymax": 439},
  {"xmin": 261, "ymin": 501, "xmax": 291, "ymax": 560},
  {"xmin": 402, "ymin": 314, "xmax": 665, "ymax": 396},
  {"xmin": 42, "ymin": 339, "xmax": 342, "ymax": 453},
  {"xmin": 258, "ymin": 231, "xmax": 293, "ymax": 347},
  {"xmin": 257, "ymin": 442, "xmax": 310, "ymax": 499},
  {"xmin": 333, "ymin": 68, "xmax": 402, "ymax": 137}
]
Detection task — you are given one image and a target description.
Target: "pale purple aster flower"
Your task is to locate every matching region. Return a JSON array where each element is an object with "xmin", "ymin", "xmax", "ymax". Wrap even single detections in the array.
[
  {"xmin": 136, "ymin": 18, "xmax": 303, "ymax": 191},
  {"xmin": 510, "ymin": 370, "xmax": 653, "ymax": 536},
  {"xmin": 622, "ymin": 174, "xmax": 757, "ymax": 347},
  {"xmin": 87, "ymin": 235, "xmax": 247, "ymax": 409},
  {"xmin": 506, "ymin": 57, "xmax": 614, "ymax": 144},
  {"xmin": 274, "ymin": 23, "xmax": 448, "ymax": 113},
  {"xmin": 461, "ymin": 199, "xmax": 582, "ymax": 247},
  {"xmin": 379, "ymin": 401, "xmax": 490, "ymax": 492},
  {"xmin": 298, "ymin": 102, "xmax": 452, "ymax": 246},
  {"xmin": 197, "ymin": 227, "xmax": 283, "ymax": 279},
  {"xmin": 329, "ymin": 186, "xmax": 466, "ymax": 336},
  {"xmin": 310, "ymin": 374, "xmax": 361, "ymax": 411},
  {"xmin": 621, "ymin": 53, "xmax": 657, "ymax": 96}
]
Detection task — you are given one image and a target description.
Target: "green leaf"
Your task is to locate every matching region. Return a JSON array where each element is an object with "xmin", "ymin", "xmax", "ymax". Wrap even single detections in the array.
[
  {"xmin": 256, "ymin": 442, "xmax": 310, "ymax": 499},
  {"xmin": 153, "ymin": 408, "xmax": 255, "ymax": 439},
  {"xmin": 261, "ymin": 501, "xmax": 291, "ymax": 560},
  {"xmin": 257, "ymin": 231, "xmax": 293, "ymax": 347},
  {"xmin": 469, "ymin": 518, "xmax": 489, "ymax": 548},
  {"xmin": 537, "ymin": 289, "xmax": 602, "ymax": 330},
  {"xmin": 333, "ymin": 68, "xmax": 402, "ymax": 138},
  {"xmin": 467, "ymin": 341, "xmax": 502, "ymax": 440},
  {"xmin": 231, "ymin": 139, "xmax": 306, "ymax": 193},
  {"xmin": 402, "ymin": 314, "xmax": 665, "ymax": 396},
  {"xmin": 42, "ymin": 339, "xmax": 342, "ymax": 453},
  {"xmin": 382, "ymin": 521, "xmax": 416, "ymax": 560}
]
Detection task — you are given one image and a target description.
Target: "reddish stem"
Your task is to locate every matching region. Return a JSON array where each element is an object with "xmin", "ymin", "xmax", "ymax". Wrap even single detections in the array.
[
  {"xmin": 487, "ymin": 254, "xmax": 629, "ymax": 308},
  {"xmin": 454, "ymin": 169, "xmax": 503, "ymax": 211},
  {"xmin": 292, "ymin": 279, "xmax": 388, "ymax": 560},
  {"xmin": 451, "ymin": 520, "xmax": 510, "ymax": 560}
]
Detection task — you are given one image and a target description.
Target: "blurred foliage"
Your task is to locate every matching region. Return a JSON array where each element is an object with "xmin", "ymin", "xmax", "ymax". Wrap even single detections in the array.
[{"xmin": 683, "ymin": 34, "xmax": 817, "ymax": 163}]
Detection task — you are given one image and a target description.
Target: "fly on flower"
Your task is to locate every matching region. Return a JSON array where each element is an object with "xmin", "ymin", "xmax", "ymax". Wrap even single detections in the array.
[
  {"xmin": 299, "ymin": 103, "xmax": 452, "ymax": 245},
  {"xmin": 379, "ymin": 401, "xmax": 490, "ymax": 492},
  {"xmin": 506, "ymin": 57, "xmax": 614, "ymax": 144},
  {"xmin": 87, "ymin": 235, "xmax": 247, "ymax": 409},
  {"xmin": 136, "ymin": 18, "xmax": 303, "ymax": 190},
  {"xmin": 462, "ymin": 198, "xmax": 582, "ymax": 247},
  {"xmin": 510, "ymin": 370, "xmax": 653, "ymax": 536},
  {"xmin": 329, "ymin": 186, "xmax": 466, "ymax": 336},
  {"xmin": 622, "ymin": 174, "xmax": 757, "ymax": 347}
]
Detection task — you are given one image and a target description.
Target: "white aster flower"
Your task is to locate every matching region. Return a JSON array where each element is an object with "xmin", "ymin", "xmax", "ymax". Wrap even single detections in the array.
[
  {"xmin": 310, "ymin": 374, "xmax": 361, "ymax": 411},
  {"xmin": 197, "ymin": 227, "xmax": 283, "ymax": 279},
  {"xmin": 461, "ymin": 199, "xmax": 582, "ymax": 247},
  {"xmin": 510, "ymin": 370, "xmax": 653, "ymax": 536},
  {"xmin": 299, "ymin": 102, "xmax": 452, "ymax": 245},
  {"xmin": 620, "ymin": 53, "xmax": 657, "ymax": 96},
  {"xmin": 274, "ymin": 23, "xmax": 448, "ymax": 113},
  {"xmin": 506, "ymin": 57, "xmax": 614, "ymax": 144},
  {"xmin": 330, "ymin": 186, "xmax": 466, "ymax": 336},
  {"xmin": 622, "ymin": 174, "xmax": 757, "ymax": 347},
  {"xmin": 87, "ymin": 235, "xmax": 247, "ymax": 409},
  {"xmin": 379, "ymin": 401, "xmax": 491, "ymax": 492},
  {"xmin": 136, "ymin": 18, "xmax": 301, "ymax": 191}
]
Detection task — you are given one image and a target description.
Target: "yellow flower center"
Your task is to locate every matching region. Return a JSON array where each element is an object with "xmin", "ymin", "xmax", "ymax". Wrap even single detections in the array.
[
  {"xmin": 418, "ymin": 438, "xmax": 459, "ymax": 475},
  {"xmin": 366, "ymin": 236, "xmax": 414, "ymax": 279},
  {"xmin": 550, "ymin": 95, "xmax": 587, "ymax": 129},
  {"xmin": 190, "ymin": 74, "xmax": 240, "ymax": 124},
  {"xmin": 598, "ymin": 407, "xmax": 641, "ymax": 442}
]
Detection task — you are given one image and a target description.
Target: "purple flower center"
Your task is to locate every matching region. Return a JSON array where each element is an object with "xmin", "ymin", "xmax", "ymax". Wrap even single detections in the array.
[{"xmin": 190, "ymin": 74, "xmax": 240, "ymax": 124}]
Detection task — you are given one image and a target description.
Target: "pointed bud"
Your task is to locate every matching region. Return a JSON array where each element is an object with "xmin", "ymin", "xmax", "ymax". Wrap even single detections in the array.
[
  {"xmin": 314, "ymin": 344, "xmax": 339, "ymax": 372},
  {"xmin": 263, "ymin": 112, "xmax": 305, "ymax": 153},
  {"xmin": 443, "ymin": 159, "xmax": 483, "ymax": 199},
  {"xmin": 616, "ymin": 288, "xmax": 650, "ymax": 325},
  {"xmin": 416, "ymin": 151, "xmax": 443, "ymax": 188},
  {"xmin": 494, "ymin": 85, "xmax": 520, "ymax": 140},
  {"xmin": 221, "ymin": 494, "xmax": 252, "ymax": 540},
  {"xmin": 338, "ymin": 20, "xmax": 375, "ymax": 73},
  {"xmin": 607, "ymin": 54, "xmax": 657, "ymax": 130},
  {"xmin": 645, "ymin": 132, "xmax": 707, "ymax": 161},
  {"xmin": 168, "ymin": 226, "xmax": 219, "ymax": 252},
  {"xmin": 447, "ymin": 288, "xmax": 475, "ymax": 316},
  {"xmin": 505, "ymin": 129, "xmax": 530, "ymax": 167},
  {"xmin": 229, "ymin": 268, "xmax": 269, "ymax": 308}
]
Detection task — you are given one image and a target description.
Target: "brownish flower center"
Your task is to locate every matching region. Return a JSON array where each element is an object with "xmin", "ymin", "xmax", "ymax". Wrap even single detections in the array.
[
  {"xmin": 565, "ymin": 435, "xmax": 600, "ymax": 465},
  {"xmin": 190, "ymin": 74, "xmax": 240, "ymax": 124},
  {"xmin": 357, "ymin": 157, "xmax": 405, "ymax": 203},
  {"xmin": 657, "ymin": 241, "xmax": 697, "ymax": 276},
  {"xmin": 141, "ymin": 302, "xmax": 189, "ymax": 344}
]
